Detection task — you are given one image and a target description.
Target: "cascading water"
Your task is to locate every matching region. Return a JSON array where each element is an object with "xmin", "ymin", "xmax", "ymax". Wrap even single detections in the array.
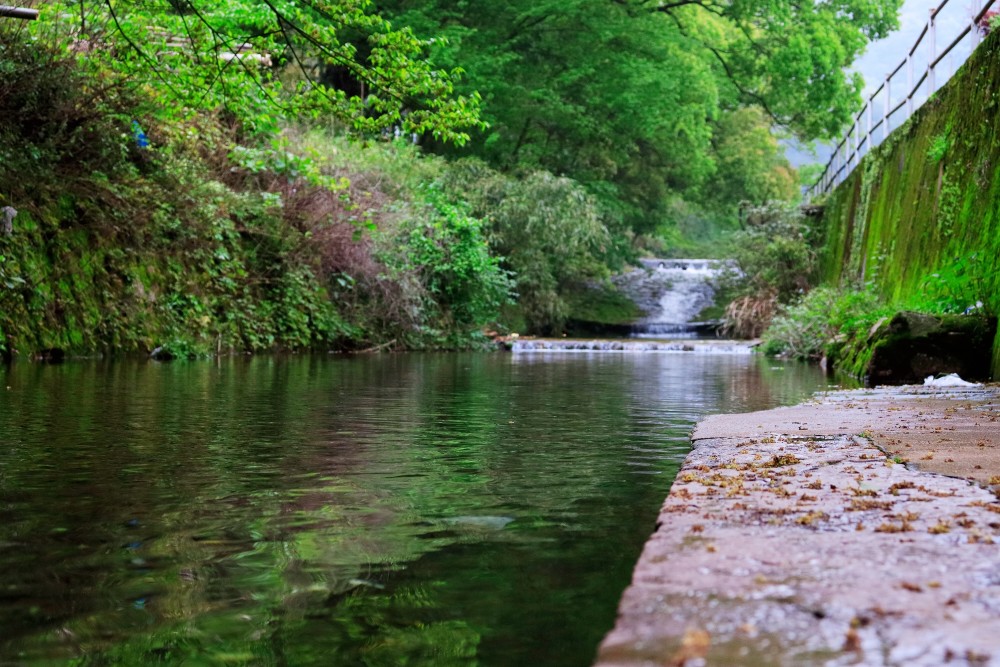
[{"xmin": 614, "ymin": 259, "xmax": 728, "ymax": 338}]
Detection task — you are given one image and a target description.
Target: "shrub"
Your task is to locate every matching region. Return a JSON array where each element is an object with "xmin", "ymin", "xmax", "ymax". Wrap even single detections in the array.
[
  {"xmin": 720, "ymin": 202, "xmax": 818, "ymax": 337},
  {"xmin": 724, "ymin": 292, "xmax": 779, "ymax": 339},
  {"xmin": 926, "ymin": 126, "xmax": 952, "ymax": 164},
  {"xmin": 390, "ymin": 188, "xmax": 513, "ymax": 345},
  {"xmin": 910, "ymin": 253, "xmax": 996, "ymax": 316},
  {"xmin": 442, "ymin": 162, "xmax": 611, "ymax": 334},
  {"xmin": 761, "ymin": 285, "xmax": 889, "ymax": 361}
]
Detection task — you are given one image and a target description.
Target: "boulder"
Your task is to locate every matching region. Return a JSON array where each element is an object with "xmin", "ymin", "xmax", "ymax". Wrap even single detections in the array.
[{"xmin": 864, "ymin": 311, "xmax": 997, "ymax": 385}]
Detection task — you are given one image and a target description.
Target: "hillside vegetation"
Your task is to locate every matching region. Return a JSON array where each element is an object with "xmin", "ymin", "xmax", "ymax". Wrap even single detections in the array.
[{"xmin": 0, "ymin": 0, "xmax": 900, "ymax": 357}]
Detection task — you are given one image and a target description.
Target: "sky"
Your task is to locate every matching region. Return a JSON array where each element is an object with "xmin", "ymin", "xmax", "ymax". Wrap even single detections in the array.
[
  {"xmin": 854, "ymin": 0, "xmax": 974, "ymax": 97},
  {"xmin": 786, "ymin": 0, "xmax": 983, "ymax": 167}
]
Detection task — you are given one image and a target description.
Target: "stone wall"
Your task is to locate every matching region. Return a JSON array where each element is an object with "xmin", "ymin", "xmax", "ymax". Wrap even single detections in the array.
[{"xmin": 818, "ymin": 29, "xmax": 1000, "ymax": 378}]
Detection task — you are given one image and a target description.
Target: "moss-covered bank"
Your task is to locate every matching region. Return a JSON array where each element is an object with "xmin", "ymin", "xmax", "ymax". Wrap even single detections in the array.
[
  {"xmin": 819, "ymin": 30, "xmax": 1000, "ymax": 378},
  {"xmin": 0, "ymin": 31, "xmax": 516, "ymax": 358}
]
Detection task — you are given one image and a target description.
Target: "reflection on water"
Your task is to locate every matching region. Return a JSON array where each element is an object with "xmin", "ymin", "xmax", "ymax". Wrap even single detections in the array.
[{"xmin": 0, "ymin": 353, "xmax": 844, "ymax": 665}]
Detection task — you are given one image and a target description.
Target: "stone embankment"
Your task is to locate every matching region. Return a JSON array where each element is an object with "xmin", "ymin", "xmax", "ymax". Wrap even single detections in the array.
[{"xmin": 595, "ymin": 384, "xmax": 1000, "ymax": 667}]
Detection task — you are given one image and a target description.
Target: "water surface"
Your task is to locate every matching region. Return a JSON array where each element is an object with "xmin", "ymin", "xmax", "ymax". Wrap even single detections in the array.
[{"xmin": 0, "ymin": 352, "xmax": 839, "ymax": 665}]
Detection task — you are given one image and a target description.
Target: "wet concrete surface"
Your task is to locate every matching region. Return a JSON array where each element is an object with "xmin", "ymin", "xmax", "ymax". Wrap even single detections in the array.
[{"xmin": 595, "ymin": 384, "xmax": 1000, "ymax": 667}]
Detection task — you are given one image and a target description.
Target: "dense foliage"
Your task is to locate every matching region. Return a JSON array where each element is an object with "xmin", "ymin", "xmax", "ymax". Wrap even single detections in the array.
[
  {"xmin": 0, "ymin": 26, "xmax": 509, "ymax": 356},
  {"xmin": 717, "ymin": 203, "xmax": 819, "ymax": 338},
  {"xmin": 440, "ymin": 163, "xmax": 613, "ymax": 333},
  {"xmin": 36, "ymin": 0, "xmax": 484, "ymax": 143},
  {"xmin": 760, "ymin": 285, "xmax": 889, "ymax": 360},
  {"xmin": 377, "ymin": 0, "xmax": 899, "ymax": 234},
  {"xmin": 0, "ymin": 0, "xmax": 906, "ymax": 354}
]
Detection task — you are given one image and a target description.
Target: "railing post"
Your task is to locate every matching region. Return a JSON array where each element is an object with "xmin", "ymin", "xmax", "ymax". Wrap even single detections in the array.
[
  {"xmin": 851, "ymin": 124, "xmax": 857, "ymax": 167},
  {"xmin": 846, "ymin": 129, "xmax": 852, "ymax": 172},
  {"xmin": 853, "ymin": 122, "xmax": 859, "ymax": 163},
  {"xmin": 866, "ymin": 101, "xmax": 873, "ymax": 153},
  {"xmin": 907, "ymin": 53, "xmax": 914, "ymax": 116},
  {"xmin": 852, "ymin": 117, "xmax": 858, "ymax": 161},
  {"xmin": 929, "ymin": 8, "xmax": 938, "ymax": 94},
  {"xmin": 883, "ymin": 73, "xmax": 891, "ymax": 142}
]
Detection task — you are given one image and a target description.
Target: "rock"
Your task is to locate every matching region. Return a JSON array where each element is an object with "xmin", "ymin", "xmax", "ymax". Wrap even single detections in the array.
[
  {"xmin": 864, "ymin": 311, "xmax": 996, "ymax": 385},
  {"xmin": 150, "ymin": 346, "xmax": 175, "ymax": 361},
  {"xmin": 1, "ymin": 206, "xmax": 16, "ymax": 236},
  {"xmin": 442, "ymin": 515, "xmax": 514, "ymax": 530}
]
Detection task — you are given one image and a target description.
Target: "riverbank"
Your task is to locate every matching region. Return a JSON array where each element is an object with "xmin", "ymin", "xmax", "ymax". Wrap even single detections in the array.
[{"xmin": 595, "ymin": 383, "xmax": 1000, "ymax": 666}]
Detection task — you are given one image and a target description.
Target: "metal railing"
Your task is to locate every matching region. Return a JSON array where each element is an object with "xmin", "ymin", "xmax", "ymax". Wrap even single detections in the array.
[{"xmin": 807, "ymin": 0, "xmax": 997, "ymax": 200}]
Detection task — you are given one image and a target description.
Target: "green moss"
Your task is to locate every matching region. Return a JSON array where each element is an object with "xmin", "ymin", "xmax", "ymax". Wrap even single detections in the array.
[{"xmin": 819, "ymin": 29, "xmax": 1000, "ymax": 378}]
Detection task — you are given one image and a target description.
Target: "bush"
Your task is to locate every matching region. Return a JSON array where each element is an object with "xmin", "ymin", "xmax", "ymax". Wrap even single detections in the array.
[
  {"xmin": 910, "ymin": 253, "xmax": 996, "ymax": 317},
  {"xmin": 761, "ymin": 286, "xmax": 890, "ymax": 361},
  {"xmin": 442, "ymin": 162, "xmax": 611, "ymax": 334},
  {"xmin": 720, "ymin": 202, "xmax": 818, "ymax": 337},
  {"xmin": 724, "ymin": 292, "xmax": 779, "ymax": 339},
  {"xmin": 389, "ymin": 188, "xmax": 513, "ymax": 346}
]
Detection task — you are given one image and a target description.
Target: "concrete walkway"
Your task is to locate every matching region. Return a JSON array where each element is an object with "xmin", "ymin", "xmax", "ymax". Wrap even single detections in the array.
[{"xmin": 595, "ymin": 384, "xmax": 1000, "ymax": 667}]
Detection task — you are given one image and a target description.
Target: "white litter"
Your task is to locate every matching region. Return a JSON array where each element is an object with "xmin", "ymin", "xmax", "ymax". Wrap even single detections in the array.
[{"xmin": 923, "ymin": 373, "xmax": 982, "ymax": 387}]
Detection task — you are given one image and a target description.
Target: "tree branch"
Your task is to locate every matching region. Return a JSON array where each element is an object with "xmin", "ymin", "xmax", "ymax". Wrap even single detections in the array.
[{"xmin": 656, "ymin": 3, "xmax": 784, "ymax": 127}]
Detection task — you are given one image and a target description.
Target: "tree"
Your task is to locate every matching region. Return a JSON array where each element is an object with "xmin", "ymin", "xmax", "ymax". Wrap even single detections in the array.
[
  {"xmin": 377, "ymin": 0, "xmax": 900, "ymax": 232},
  {"xmin": 703, "ymin": 107, "xmax": 797, "ymax": 212},
  {"xmin": 34, "ymin": 0, "xmax": 483, "ymax": 142},
  {"xmin": 644, "ymin": 0, "xmax": 902, "ymax": 140},
  {"xmin": 381, "ymin": 1, "xmax": 715, "ymax": 218}
]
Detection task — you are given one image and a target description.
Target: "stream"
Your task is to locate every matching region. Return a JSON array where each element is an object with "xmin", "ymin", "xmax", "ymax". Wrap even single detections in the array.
[{"xmin": 0, "ymin": 352, "xmax": 840, "ymax": 665}]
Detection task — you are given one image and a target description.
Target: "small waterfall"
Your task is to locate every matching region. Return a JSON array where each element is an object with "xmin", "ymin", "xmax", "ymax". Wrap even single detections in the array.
[
  {"xmin": 509, "ymin": 339, "xmax": 753, "ymax": 354},
  {"xmin": 614, "ymin": 259, "xmax": 729, "ymax": 338}
]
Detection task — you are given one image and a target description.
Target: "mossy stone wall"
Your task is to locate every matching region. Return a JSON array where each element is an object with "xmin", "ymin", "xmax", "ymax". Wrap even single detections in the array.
[{"xmin": 819, "ymin": 30, "xmax": 1000, "ymax": 379}]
